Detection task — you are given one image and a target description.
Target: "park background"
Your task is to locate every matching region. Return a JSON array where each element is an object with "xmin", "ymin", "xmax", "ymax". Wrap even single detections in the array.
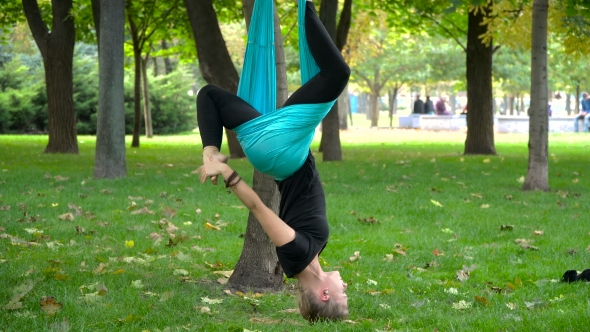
[{"xmin": 1, "ymin": 0, "xmax": 590, "ymax": 331}]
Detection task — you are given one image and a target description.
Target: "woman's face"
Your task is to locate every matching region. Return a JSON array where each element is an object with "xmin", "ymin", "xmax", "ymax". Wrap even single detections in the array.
[{"xmin": 327, "ymin": 271, "xmax": 348, "ymax": 307}]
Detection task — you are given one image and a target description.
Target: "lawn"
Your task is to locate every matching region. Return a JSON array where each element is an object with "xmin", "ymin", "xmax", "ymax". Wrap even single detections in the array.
[{"xmin": 1, "ymin": 130, "xmax": 589, "ymax": 331}]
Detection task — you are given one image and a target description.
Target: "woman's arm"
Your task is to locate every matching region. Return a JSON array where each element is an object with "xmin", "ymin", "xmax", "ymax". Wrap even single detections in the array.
[{"xmin": 199, "ymin": 157, "xmax": 296, "ymax": 247}]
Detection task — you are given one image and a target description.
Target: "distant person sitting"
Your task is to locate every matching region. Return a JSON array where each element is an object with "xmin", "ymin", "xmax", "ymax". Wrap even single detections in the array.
[
  {"xmin": 435, "ymin": 96, "xmax": 451, "ymax": 115},
  {"xmin": 424, "ymin": 96, "xmax": 434, "ymax": 114},
  {"xmin": 413, "ymin": 94, "xmax": 425, "ymax": 114},
  {"xmin": 574, "ymin": 92, "xmax": 590, "ymax": 132}
]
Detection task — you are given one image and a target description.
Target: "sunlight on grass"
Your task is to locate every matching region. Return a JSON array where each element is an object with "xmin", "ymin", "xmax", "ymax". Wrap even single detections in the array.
[{"xmin": 1, "ymin": 131, "xmax": 589, "ymax": 331}]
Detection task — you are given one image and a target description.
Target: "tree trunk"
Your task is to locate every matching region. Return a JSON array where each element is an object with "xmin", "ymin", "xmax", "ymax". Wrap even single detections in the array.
[
  {"xmin": 184, "ymin": 0, "xmax": 245, "ymax": 158},
  {"xmin": 227, "ymin": 0, "xmax": 287, "ymax": 291},
  {"xmin": 141, "ymin": 56, "xmax": 153, "ymax": 138},
  {"xmin": 566, "ymin": 92, "xmax": 571, "ymax": 115},
  {"xmin": 94, "ymin": 0, "xmax": 126, "ymax": 179},
  {"xmin": 161, "ymin": 40, "xmax": 174, "ymax": 74},
  {"xmin": 575, "ymin": 85, "xmax": 580, "ymax": 114},
  {"xmin": 370, "ymin": 92, "xmax": 379, "ymax": 127},
  {"xmin": 128, "ymin": 16, "xmax": 142, "ymax": 148},
  {"xmin": 464, "ymin": 1, "xmax": 496, "ymax": 155},
  {"xmin": 523, "ymin": 0, "xmax": 549, "ymax": 191},
  {"xmin": 318, "ymin": 0, "xmax": 342, "ymax": 161},
  {"xmin": 338, "ymin": 85, "xmax": 349, "ymax": 130},
  {"xmin": 23, "ymin": 0, "xmax": 78, "ymax": 154}
]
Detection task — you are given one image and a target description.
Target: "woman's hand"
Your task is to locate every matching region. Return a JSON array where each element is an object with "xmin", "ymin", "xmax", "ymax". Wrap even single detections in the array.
[{"xmin": 198, "ymin": 155, "xmax": 230, "ymax": 184}]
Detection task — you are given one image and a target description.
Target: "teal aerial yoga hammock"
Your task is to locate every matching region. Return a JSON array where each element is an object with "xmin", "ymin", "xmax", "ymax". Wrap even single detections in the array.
[{"xmin": 234, "ymin": 0, "xmax": 336, "ymax": 180}]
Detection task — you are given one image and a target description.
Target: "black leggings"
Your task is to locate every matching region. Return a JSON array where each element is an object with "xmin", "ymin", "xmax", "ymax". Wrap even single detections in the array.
[{"xmin": 197, "ymin": 2, "xmax": 350, "ymax": 149}]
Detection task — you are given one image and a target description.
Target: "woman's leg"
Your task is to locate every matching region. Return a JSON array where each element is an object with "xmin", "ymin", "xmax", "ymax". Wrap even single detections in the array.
[
  {"xmin": 197, "ymin": 84, "xmax": 261, "ymax": 149},
  {"xmin": 282, "ymin": 2, "xmax": 350, "ymax": 107}
]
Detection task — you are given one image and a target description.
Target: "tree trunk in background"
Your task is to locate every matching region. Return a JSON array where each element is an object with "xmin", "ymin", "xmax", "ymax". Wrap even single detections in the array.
[
  {"xmin": 184, "ymin": 0, "xmax": 245, "ymax": 158},
  {"xmin": 565, "ymin": 93, "xmax": 571, "ymax": 115},
  {"xmin": 523, "ymin": 0, "xmax": 549, "ymax": 191},
  {"xmin": 388, "ymin": 88, "xmax": 398, "ymax": 127},
  {"xmin": 141, "ymin": 56, "xmax": 153, "ymax": 138},
  {"xmin": 318, "ymin": 0, "xmax": 341, "ymax": 161},
  {"xmin": 464, "ymin": 0, "xmax": 496, "ymax": 155},
  {"xmin": 370, "ymin": 92, "xmax": 379, "ymax": 127},
  {"xmin": 574, "ymin": 85, "xmax": 580, "ymax": 113},
  {"xmin": 338, "ymin": 86, "xmax": 349, "ymax": 130},
  {"xmin": 227, "ymin": 0, "xmax": 287, "ymax": 291},
  {"xmin": 161, "ymin": 40, "xmax": 174, "ymax": 74},
  {"xmin": 23, "ymin": 0, "xmax": 78, "ymax": 154},
  {"xmin": 128, "ymin": 16, "xmax": 142, "ymax": 148},
  {"xmin": 449, "ymin": 94, "xmax": 457, "ymax": 114},
  {"xmin": 94, "ymin": 0, "xmax": 126, "ymax": 179}
]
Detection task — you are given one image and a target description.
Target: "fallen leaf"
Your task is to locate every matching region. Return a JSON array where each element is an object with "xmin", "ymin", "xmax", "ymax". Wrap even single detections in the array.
[
  {"xmin": 452, "ymin": 300, "xmax": 472, "ymax": 310},
  {"xmin": 430, "ymin": 199, "xmax": 443, "ymax": 207},
  {"xmin": 456, "ymin": 269, "xmax": 470, "ymax": 282},
  {"xmin": 279, "ymin": 308, "xmax": 300, "ymax": 313},
  {"xmin": 357, "ymin": 216, "xmax": 380, "ymax": 224},
  {"xmin": 480, "ymin": 204, "xmax": 490, "ymax": 209},
  {"xmin": 204, "ymin": 222, "xmax": 221, "ymax": 231},
  {"xmin": 500, "ymin": 225, "xmax": 514, "ymax": 231},
  {"xmin": 40, "ymin": 296, "xmax": 63, "ymax": 315},
  {"xmin": 201, "ymin": 297, "xmax": 223, "ymax": 304},
  {"xmin": 533, "ymin": 230, "xmax": 544, "ymax": 236},
  {"xmin": 474, "ymin": 295, "xmax": 489, "ymax": 306},
  {"xmin": 433, "ymin": 249, "xmax": 444, "ymax": 256},
  {"xmin": 444, "ymin": 288, "xmax": 458, "ymax": 295},
  {"xmin": 349, "ymin": 251, "xmax": 361, "ymax": 262},
  {"xmin": 160, "ymin": 291, "xmax": 175, "ymax": 302},
  {"xmin": 471, "ymin": 193, "xmax": 483, "ymax": 199},
  {"xmin": 3, "ymin": 279, "xmax": 39, "ymax": 310},
  {"xmin": 506, "ymin": 302, "xmax": 517, "ymax": 310},
  {"xmin": 162, "ymin": 206, "xmax": 177, "ymax": 219},
  {"xmin": 131, "ymin": 280, "xmax": 145, "ymax": 289},
  {"xmin": 130, "ymin": 207, "xmax": 154, "ymax": 215},
  {"xmin": 93, "ymin": 263, "xmax": 107, "ymax": 275},
  {"xmin": 173, "ymin": 269, "xmax": 189, "ymax": 276},
  {"xmin": 58, "ymin": 213, "xmax": 75, "ymax": 221},
  {"xmin": 125, "ymin": 240, "xmax": 135, "ymax": 248},
  {"xmin": 195, "ymin": 306, "xmax": 211, "ymax": 313}
]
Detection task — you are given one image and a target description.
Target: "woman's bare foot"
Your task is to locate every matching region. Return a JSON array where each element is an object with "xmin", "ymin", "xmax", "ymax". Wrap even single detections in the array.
[{"xmin": 202, "ymin": 146, "xmax": 228, "ymax": 184}]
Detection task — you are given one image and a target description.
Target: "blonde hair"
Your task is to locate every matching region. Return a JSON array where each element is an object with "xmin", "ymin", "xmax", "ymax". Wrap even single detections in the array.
[{"xmin": 297, "ymin": 288, "xmax": 348, "ymax": 323}]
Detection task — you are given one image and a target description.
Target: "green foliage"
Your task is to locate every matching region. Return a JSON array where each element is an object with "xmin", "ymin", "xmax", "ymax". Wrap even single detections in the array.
[{"xmin": 0, "ymin": 42, "xmax": 196, "ymax": 135}]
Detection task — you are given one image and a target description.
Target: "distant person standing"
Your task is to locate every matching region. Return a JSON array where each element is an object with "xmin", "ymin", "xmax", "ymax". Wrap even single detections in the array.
[
  {"xmin": 574, "ymin": 92, "xmax": 590, "ymax": 132},
  {"xmin": 435, "ymin": 96, "xmax": 451, "ymax": 115},
  {"xmin": 413, "ymin": 94, "xmax": 425, "ymax": 114},
  {"xmin": 424, "ymin": 96, "xmax": 434, "ymax": 115}
]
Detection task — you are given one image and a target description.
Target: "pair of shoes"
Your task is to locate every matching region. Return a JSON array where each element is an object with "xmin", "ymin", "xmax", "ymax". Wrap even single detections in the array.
[{"xmin": 561, "ymin": 269, "xmax": 590, "ymax": 282}]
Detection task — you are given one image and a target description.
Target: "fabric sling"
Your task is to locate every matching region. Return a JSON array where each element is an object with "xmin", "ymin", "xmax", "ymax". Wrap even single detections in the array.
[{"xmin": 234, "ymin": 0, "xmax": 336, "ymax": 181}]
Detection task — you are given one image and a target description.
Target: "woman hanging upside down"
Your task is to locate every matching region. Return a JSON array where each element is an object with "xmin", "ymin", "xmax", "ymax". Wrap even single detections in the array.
[{"xmin": 196, "ymin": 0, "xmax": 350, "ymax": 322}]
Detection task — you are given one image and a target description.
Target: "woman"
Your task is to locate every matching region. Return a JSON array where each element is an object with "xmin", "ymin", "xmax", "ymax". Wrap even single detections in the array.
[{"xmin": 196, "ymin": 0, "xmax": 349, "ymax": 322}]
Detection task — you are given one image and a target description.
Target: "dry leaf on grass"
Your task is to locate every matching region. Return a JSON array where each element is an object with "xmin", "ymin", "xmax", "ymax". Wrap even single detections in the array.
[
  {"xmin": 58, "ymin": 213, "xmax": 75, "ymax": 221},
  {"xmin": 349, "ymin": 251, "xmax": 361, "ymax": 262},
  {"xmin": 40, "ymin": 296, "xmax": 63, "ymax": 315}
]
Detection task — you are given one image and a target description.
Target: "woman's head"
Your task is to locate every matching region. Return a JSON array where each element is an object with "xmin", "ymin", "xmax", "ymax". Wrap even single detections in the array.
[{"xmin": 298, "ymin": 271, "xmax": 348, "ymax": 322}]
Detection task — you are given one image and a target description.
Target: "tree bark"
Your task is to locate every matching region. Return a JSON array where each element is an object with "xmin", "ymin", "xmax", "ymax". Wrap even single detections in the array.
[
  {"xmin": 317, "ymin": 0, "xmax": 341, "ymax": 160},
  {"xmin": 23, "ymin": 0, "xmax": 78, "ymax": 154},
  {"xmin": 464, "ymin": 1, "xmax": 496, "ymax": 155},
  {"xmin": 94, "ymin": 0, "xmax": 126, "ymax": 179},
  {"xmin": 370, "ymin": 92, "xmax": 379, "ymax": 127},
  {"xmin": 226, "ymin": 0, "xmax": 287, "ymax": 291},
  {"xmin": 523, "ymin": 0, "xmax": 549, "ymax": 191},
  {"xmin": 338, "ymin": 86, "xmax": 349, "ymax": 130},
  {"xmin": 141, "ymin": 56, "xmax": 153, "ymax": 138},
  {"xmin": 184, "ymin": 0, "xmax": 245, "ymax": 158},
  {"xmin": 128, "ymin": 15, "xmax": 142, "ymax": 148}
]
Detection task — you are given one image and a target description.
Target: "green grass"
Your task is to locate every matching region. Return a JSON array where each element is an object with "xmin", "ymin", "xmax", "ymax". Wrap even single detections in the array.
[{"xmin": 1, "ymin": 131, "xmax": 589, "ymax": 331}]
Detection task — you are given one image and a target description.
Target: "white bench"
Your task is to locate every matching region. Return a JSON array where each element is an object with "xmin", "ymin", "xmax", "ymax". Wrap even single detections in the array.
[
  {"xmin": 399, "ymin": 114, "xmax": 582, "ymax": 133},
  {"xmin": 496, "ymin": 116, "xmax": 579, "ymax": 133},
  {"xmin": 399, "ymin": 114, "xmax": 468, "ymax": 131}
]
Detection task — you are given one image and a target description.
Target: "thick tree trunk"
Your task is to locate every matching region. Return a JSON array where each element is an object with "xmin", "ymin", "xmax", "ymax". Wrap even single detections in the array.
[
  {"xmin": 575, "ymin": 85, "xmax": 580, "ymax": 114},
  {"xmin": 318, "ymin": 0, "xmax": 342, "ymax": 161},
  {"xmin": 566, "ymin": 93, "xmax": 572, "ymax": 115},
  {"xmin": 226, "ymin": 0, "xmax": 287, "ymax": 291},
  {"xmin": 94, "ymin": 0, "xmax": 126, "ymax": 179},
  {"xmin": 23, "ymin": 0, "xmax": 78, "ymax": 154},
  {"xmin": 464, "ymin": 1, "xmax": 496, "ymax": 155},
  {"xmin": 141, "ymin": 56, "xmax": 153, "ymax": 138},
  {"xmin": 523, "ymin": 0, "xmax": 549, "ymax": 191},
  {"xmin": 184, "ymin": 0, "xmax": 245, "ymax": 158}
]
